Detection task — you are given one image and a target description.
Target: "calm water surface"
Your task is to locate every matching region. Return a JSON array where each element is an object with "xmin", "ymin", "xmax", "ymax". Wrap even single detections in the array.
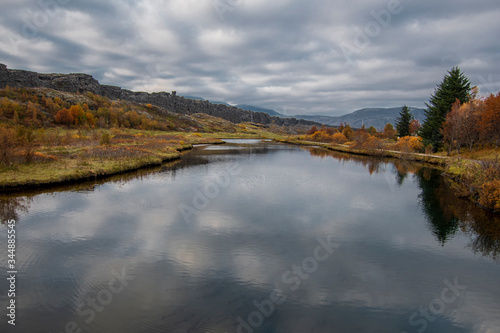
[{"xmin": 1, "ymin": 140, "xmax": 499, "ymax": 333}]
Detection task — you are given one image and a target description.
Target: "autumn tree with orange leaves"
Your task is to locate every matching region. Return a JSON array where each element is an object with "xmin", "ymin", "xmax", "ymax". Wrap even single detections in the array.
[
  {"xmin": 442, "ymin": 99, "xmax": 481, "ymax": 154},
  {"xmin": 383, "ymin": 123, "xmax": 397, "ymax": 140},
  {"xmin": 54, "ymin": 108, "xmax": 74, "ymax": 126},
  {"xmin": 442, "ymin": 91, "xmax": 500, "ymax": 153},
  {"xmin": 307, "ymin": 126, "xmax": 318, "ymax": 135},
  {"xmin": 479, "ymin": 93, "xmax": 500, "ymax": 147},
  {"xmin": 409, "ymin": 119, "xmax": 422, "ymax": 136}
]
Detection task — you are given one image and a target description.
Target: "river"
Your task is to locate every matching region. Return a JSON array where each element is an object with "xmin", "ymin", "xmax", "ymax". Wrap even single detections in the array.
[{"xmin": 1, "ymin": 139, "xmax": 499, "ymax": 333}]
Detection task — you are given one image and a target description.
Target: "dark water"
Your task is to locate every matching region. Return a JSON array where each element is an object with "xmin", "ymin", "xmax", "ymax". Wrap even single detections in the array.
[{"xmin": 1, "ymin": 140, "xmax": 499, "ymax": 333}]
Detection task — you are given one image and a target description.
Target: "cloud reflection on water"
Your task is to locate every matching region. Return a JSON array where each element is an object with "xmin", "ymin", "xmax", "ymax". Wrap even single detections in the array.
[{"xmin": 0, "ymin": 142, "xmax": 499, "ymax": 332}]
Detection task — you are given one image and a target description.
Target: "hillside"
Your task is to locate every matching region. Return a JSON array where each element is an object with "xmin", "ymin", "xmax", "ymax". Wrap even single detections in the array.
[
  {"xmin": 0, "ymin": 64, "xmax": 319, "ymax": 129},
  {"xmin": 295, "ymin": 107, "xmax": 427, "ymax": 130},
  {"xmin": 0, "ymin": 86, "xmax": 240, "ymax": 133}
]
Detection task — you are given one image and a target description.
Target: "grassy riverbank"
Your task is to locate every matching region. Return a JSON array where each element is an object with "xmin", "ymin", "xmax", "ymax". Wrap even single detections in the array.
[
  {"xmin": 445, "ymin": 158, "xmax": 500, "ymax": 211},
  {"xmin": 0, "ymin": 126, "xmax": 288, "ymax": 190},
  {"xmin": 0, "ymin": 128, "xmax": 210, "ymax": 189}
]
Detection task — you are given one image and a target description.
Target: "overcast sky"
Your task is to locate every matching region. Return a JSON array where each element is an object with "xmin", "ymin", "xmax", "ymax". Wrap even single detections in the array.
[{"xmin": 1, "ymin": 0, "xmax": 500, "ymax": 116}]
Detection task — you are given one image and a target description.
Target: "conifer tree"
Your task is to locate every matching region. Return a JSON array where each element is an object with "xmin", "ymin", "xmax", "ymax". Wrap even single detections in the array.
[
  {"xmin": 420, "ymin": 67, "xmax": 471, "ymax": 151},
  {"xmin": 395, "ymin": 105, "xmax": 413, "ymax": 137}
]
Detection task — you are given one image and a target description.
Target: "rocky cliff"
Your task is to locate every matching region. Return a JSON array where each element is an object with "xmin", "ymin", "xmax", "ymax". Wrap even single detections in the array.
[{"xmin": 0, "ymin": 64, "xmax": 319, "ymax": 128}]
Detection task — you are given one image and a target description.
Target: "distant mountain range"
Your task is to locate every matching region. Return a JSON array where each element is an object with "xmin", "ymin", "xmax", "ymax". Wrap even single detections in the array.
[
  {"xmin": 182, "ymin": 96, "xmax": 427, "ymax": 130},
  {"xmin": 236, "ymin": 104, "xmax": 287, "ymax": 117},
  {"xmin": 295, "ymin": 107, "xmax": 427, "ymax": 130}
]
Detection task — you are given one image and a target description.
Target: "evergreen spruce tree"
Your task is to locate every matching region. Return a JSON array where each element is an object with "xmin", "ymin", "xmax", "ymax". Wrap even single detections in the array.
[
  {"xmin": 420, "ymin": 67, "xmax": 471, "ymax": 151},
  {"xmin": 395, "ymin": 105, "xmax": 413, "ymax": 137}
]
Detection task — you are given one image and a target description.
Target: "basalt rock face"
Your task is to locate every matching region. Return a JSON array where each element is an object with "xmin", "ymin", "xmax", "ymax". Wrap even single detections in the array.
[
  {"xmin": 0, "ymin": 64, "xmax": 320, "ymax": 128},
  {"xmin": 0, "ymin": 64, "xmax": 102, "ymax": 94}
]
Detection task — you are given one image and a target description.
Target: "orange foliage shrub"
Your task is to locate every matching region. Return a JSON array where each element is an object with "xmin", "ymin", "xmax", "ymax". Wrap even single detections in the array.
[
  {"xmin": 408, "ymin": 136, "xmax": 424, "ymax": 151},
  {"xmin": 140, "ymin": 118, "xmax": 160, "ymax": 130},
  {"xmin": 307, "ymin": 126, "xmax": 318, "ymax": 135},
  {"xmin": 311, "ymin": 131, "xmax": 328, "ymax": 142},
  {"xmin": 478, "ymin": 180, "xmax": 500, "ymax": 212},
  {"xmin": 54, "ymin": 108, "xmax": 74, "ymax": 125},
  {"xmin": 394, "ymin": 136, "xmax": 424, "ymax": 153},
  {"xmin": 86, "ymin": 112, "xmax": 96, "ymax": 127},
  {"xmin": 55, "ymin": 105, "xmax": 94, "ymax": 127},
  {"xmin": 69, "ymin": 105, "xmax": 86, "ymax": 125},
  {"xmin": 352, "ymin": 130, "xmax": 371, "ymax": 148},
  {"xmin": 363, "ymin": 136, "xmax": 383, "ymax": 149},
  {"xmin": 124, "ymin": 111, "xmax": 141, "ymax": 127},
  {"xmin": 304, "ymin": 126, "xmax": 343, "ymax": 143},
  {"xmin": 331, "ymin": 132, "xmax": 348, "ymax": 144}
]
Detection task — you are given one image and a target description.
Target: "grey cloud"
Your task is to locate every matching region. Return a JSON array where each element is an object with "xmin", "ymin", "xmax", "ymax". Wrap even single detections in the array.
[{"xmin": 0, "ymin": 0, "xmax": 499, "ymax": 115}]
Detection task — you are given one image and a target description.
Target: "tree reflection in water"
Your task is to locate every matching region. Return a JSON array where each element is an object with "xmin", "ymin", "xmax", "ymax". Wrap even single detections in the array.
[
  {"xmin": 0, "ymin": 195, "xmax": 33, "ymax": 222},
  {"xmin": 413, "ymin": 168, "xmax": 500, "ymax": 260},
  {"xmin": 307, "ymin": 146, "xmax": 500, "ymax": 260},
  {"xmin": 414, "ymin": 168, "xmax": 461, "ymax": 245}
]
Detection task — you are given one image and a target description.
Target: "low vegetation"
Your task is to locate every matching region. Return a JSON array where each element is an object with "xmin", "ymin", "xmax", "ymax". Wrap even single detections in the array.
[
  {"xmin": 0, "ymin": 87, "xmax": 288, "ymax": 189},
  {"xmin": 279, "ymin": 125, "xmax": 441, "ymax": 163},
  {"xmin": 0, "ymin": 127, "xmax": 217, "ymax": 188},
  {"xmin": 446, "ymin": 159, "xmax": 500, "ymax": 212}
]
